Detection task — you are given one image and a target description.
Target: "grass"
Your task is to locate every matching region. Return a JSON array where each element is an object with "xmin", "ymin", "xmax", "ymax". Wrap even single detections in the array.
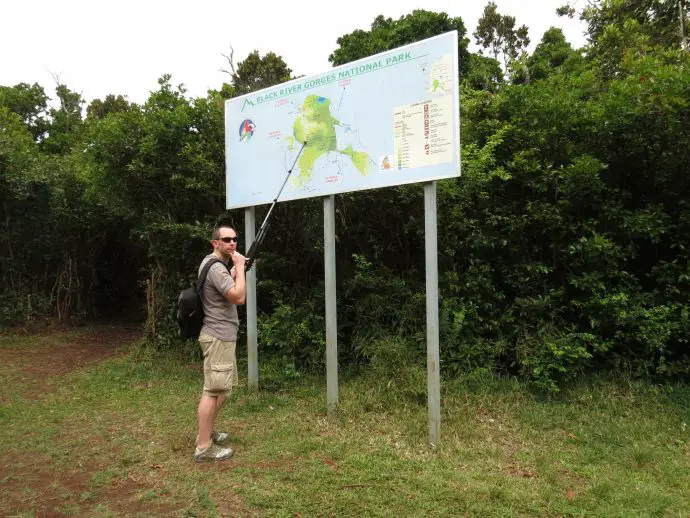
[{"xmin": 1, "ymin": 328, "xmax": 689, "ymax": 517}]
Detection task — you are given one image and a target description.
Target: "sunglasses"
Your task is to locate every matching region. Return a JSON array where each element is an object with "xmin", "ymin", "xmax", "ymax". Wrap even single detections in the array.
[{"xmin": 218, "ymin": 236, "xmax": 238, "ymax": 243}]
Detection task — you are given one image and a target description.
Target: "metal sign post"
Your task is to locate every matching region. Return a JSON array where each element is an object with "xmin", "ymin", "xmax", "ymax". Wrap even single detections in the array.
[
  {"xmin": 324, "ymin": 195, "xmax": 339, "ymax": 413},
  {"xmin": 424, "ymin": 181, "xmax": 441, "ymax": 446},
  {"xmin": 245, "ymin": 206, "xmax": 258, "ymax": 391}
]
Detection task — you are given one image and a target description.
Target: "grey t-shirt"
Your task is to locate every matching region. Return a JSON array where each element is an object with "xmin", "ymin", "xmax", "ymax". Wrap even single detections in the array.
[{"xmin": 199, "ymin": 254, "xmax": 239, "ymax": 342}]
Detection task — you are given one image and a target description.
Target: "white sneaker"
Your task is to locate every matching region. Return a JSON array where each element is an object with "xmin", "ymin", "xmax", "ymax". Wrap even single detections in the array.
[
  {"xmin": 211, "ymin": 430, "xmax": 229, "ymax": 442},
  {"xmin": 195, "ymin": 430, "xmax": 229, "ymax": 445},
  {"xmin": 194, "ymin": 443, "xmax": 234, "ymax": 463}
]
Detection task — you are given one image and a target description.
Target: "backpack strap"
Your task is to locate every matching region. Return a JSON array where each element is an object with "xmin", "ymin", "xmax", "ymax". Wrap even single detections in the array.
[{"xmin": 196, "ymin": 258, "xmax": 224, "ymax": 295}]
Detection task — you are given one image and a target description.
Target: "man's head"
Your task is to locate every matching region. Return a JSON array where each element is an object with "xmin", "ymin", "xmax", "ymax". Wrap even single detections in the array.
[{"xmin": 211, "ymin": 226, "xmax": 238, "ymax": 260}]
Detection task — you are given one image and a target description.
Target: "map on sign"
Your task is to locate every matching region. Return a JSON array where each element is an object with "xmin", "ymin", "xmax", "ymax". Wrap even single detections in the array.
[{"xmin": 225, "ymin": 31, "xmax": 460, "ymax": 209}]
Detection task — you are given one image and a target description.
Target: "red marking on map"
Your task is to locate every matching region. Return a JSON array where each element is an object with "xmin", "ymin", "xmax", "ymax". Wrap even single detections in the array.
[
  {"xmin": 275, "ymin": 99, "xmax": 289, "ymax": 107},
  {"xmin": 338, "ymin": 79, "xmax": 352, "ymax": 88},
  {"xmin": 268, "ymin": 130, "xmax": 282, "ymax": 139},
  {"xmin": 325, "ymin": 176, "xmax": 339, "ymax": 183}
]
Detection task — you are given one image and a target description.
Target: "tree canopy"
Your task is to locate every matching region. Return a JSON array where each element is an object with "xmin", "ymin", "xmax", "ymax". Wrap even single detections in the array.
[
  {"xmin": 329, "ymin": 10, "xmax": 471, "ymax": 76},
  {"xmin": 473, "ymin": 1, "xmax": 530, "ymax": 72}
]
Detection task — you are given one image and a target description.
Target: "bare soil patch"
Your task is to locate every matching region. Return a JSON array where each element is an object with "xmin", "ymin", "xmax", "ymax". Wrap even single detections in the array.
[
  {"xmin": 0, "ymin": 325, "xmax": 141, "ymax": 400},
  {"xmin": 0, "ymin": 325, "xmax": 186, "ymax": 516},
  {"xmin": 1, "ymin": 451, "xmax": 180, "ymax": 517}
]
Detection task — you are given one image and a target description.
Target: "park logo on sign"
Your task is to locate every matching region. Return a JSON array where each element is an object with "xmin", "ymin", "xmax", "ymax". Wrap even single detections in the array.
[{"xmin": 239, "ymin": 119, "xmax": 256, "ymax": 142}]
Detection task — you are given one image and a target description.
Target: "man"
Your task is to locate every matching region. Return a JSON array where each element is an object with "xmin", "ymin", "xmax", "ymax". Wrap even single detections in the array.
[{"xmin": 194, "ymin": 225, "xmax": 246, "ymax": 463}]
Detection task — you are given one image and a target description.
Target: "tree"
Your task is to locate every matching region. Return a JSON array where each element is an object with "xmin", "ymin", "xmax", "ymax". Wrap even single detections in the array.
[
  {"xmin": 556, "ymin": 4, "xmax": 576, "ymax": 18},
  {"xmin": 41, "ymin": 82, "xmax": 85, "ymax": 154},
  {"xmin": 464, "ymin": 53, "xmax": 503, "ymax": 91},
  {"xmin": 569, "ymin": 0, "xmax": 690, "ymax": 78},
  {"xmin": 220, "ymin": 49, "xmax": 293, "ymax": 98},
  {"xmin": 328, "ymin": 10, "xmax": 471, "ymax": 76},
  {"xmin": 86, "ymin": 94, "xmax": 132, "ymax": 119},
  {"xmin": 473, "ymin": 2, "xmax": 530, "ymax": 73},
  {"xmin": 582, "ymin": 0, "xmax": 689, "ymax": 50},
  {"xmin": 0, "ymin": 102, "xmax": 117, "ymax": 324},
  {"xmin": 0, "ymin": 83, "xmax": 49, "ymax": 141},
  {"xmin": 523, "ymin": 27, "xmax": 583, "ymax": 82},
  {"xmin": 0, "ymin": 107, "xmax": 36, "ymax": 278}
]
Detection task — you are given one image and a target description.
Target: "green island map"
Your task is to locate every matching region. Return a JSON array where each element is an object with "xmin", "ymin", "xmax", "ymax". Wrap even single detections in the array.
[{"xmin": 289, "ymin": 95, "xmax": 369, "ymax": 186}]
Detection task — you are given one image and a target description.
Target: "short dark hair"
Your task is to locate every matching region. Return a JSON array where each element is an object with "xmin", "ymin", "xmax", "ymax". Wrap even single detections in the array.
[{"xmin": 212, "ymin": 225, "xmax": 236, "ymax": 240}]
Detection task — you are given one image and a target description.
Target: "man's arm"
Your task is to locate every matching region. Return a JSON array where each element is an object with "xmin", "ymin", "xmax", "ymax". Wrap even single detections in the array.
[{"xmin": 224, "ymin": 253, "xmax": 246, "ymax": 305}]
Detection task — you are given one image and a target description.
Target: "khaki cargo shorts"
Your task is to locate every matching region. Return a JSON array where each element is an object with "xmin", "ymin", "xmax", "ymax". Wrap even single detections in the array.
[{"xmin": 199, "ymin": 332, "xmax": 239, "ymax": 396}]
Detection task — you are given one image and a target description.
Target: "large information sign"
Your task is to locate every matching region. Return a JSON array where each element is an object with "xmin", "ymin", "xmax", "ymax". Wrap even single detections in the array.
[{"xmin": 225, "ymin": 31, "xmax": 460, "ymax": 209}]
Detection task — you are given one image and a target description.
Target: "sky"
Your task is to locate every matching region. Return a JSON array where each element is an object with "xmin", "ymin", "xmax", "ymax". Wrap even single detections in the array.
[{"xmin": 1, "ymin": 0, "xmax": 587, "ymax": 106}]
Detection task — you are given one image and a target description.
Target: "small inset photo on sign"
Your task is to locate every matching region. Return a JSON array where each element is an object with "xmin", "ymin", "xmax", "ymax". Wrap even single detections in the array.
[{"xmin": 379, "ymin": 155, "xmax": 397, "ymax": 173}]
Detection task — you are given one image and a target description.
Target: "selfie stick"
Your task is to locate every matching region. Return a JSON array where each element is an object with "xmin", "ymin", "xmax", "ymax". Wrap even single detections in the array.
[{"xmin": 245, "ymin": 141, "xmax": 307, "ymax": 271}]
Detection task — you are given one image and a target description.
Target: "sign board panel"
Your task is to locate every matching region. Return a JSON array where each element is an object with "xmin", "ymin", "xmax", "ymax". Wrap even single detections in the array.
[{"xmin": 225, "ymin": 31, "xmax": 460, "ymax": 209}]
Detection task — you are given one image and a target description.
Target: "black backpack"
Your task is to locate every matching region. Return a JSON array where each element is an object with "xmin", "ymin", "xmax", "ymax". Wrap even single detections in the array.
[{"xmin": 177, "ymin": 258, "xmax": 223, "ymax": 340}]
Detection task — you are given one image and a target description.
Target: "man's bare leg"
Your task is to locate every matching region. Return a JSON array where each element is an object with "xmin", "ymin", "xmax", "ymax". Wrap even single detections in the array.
[
  {"xmin": 195, "ymin": 393, "xmax": 233, "ymax": 462},
  {"xmin": 197, "ymin": 394, "xmax": 216, "ymax": 449},
  {"xmin": 212, "ymin": 394, "xmax": 226, "ymax": 432}
]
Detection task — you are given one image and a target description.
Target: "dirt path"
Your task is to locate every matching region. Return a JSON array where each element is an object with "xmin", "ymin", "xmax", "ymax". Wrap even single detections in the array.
[
  {"xmin": 0, "ymin": 324, "xmax": 142, "ymax": 400},
  {"xmin": 0, "ymin": 324, "xmax": 185, "ymax": 517}
]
